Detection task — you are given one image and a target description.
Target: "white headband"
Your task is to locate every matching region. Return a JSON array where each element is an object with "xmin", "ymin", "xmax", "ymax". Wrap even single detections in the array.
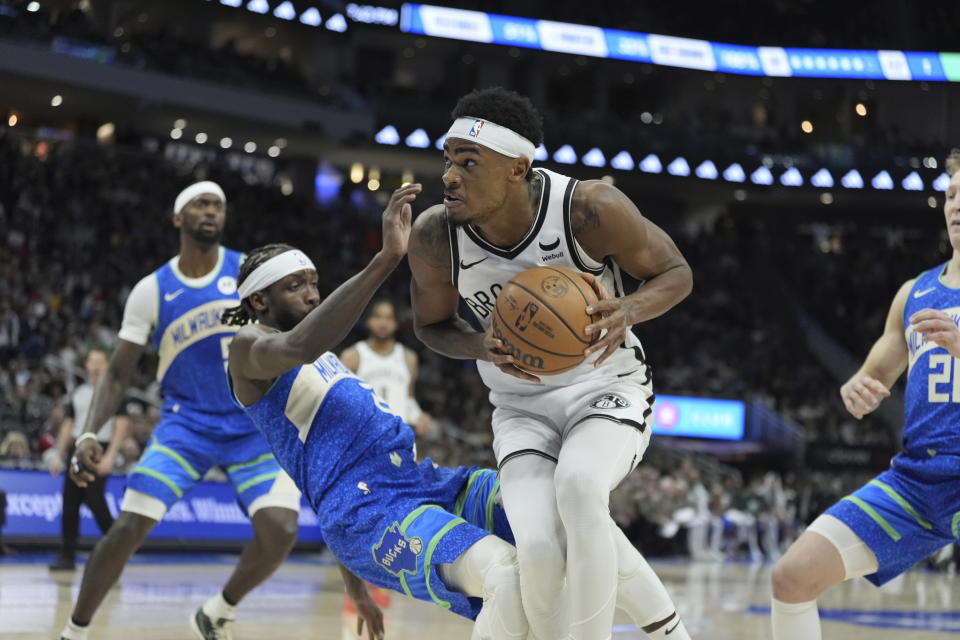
[
  {"xmin": 446, "ymin": 117, "xmax": 536, "ymax": 162},
  {"xmin": 174, "ymin": 181, "xmax": 226, "ymax": 215},
  {"xmin": 238, "ymin": 250, "xmax": 316, "ymax": 300}
]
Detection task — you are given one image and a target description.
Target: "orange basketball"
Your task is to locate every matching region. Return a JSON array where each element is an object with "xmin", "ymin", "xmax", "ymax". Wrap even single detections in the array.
[{"xmin": 491, "ymin": 265, "xmax": 599, "ymax": 375}]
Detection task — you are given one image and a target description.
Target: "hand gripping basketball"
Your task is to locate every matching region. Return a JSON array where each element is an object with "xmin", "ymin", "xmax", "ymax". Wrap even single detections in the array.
[
  {"xmin": 490, "ymin": 266, "xmax": 598, "ymax": 377},
  {"xmin": 482, "ymin": 323, "xmax": 542, "ymax": 383},
  {"xmin": 581, "ymin": 273, "xmax": 632, "ymax": 367}
]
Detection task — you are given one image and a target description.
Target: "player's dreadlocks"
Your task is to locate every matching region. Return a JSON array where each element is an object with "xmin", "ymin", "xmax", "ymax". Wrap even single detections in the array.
[
  {"xmin": 947, "ymin": 148, "xmax": 960, "ymax": 177},
  {"xmin": 452, "ymin": 87, "xmax": 544, "ymax": 149},
  {"xmin": 221, "ymin": 243, "xmax": 295, "ymax": 326}
]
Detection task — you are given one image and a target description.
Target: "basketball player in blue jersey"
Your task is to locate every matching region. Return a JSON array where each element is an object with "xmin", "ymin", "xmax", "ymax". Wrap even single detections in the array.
[
  {"xmin": 223, "ymin": 184, "xmax": 529, "ymax": 640},
  {"xmin": 771, "ymin": 150, "xmax": 960, "ymax": 640},
  {"xmin": 62, "ymin": 182, "xmax": 301, "ymax": 640},
  {"xmin": 408, "ymin": 87, "xmax": 694, "ymax": 640}
]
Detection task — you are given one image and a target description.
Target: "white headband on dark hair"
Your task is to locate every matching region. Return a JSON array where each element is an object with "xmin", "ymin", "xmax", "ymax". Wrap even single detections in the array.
[
  {"xmin": 446, "ymin": 117, "xmax": 536, "ymax": 161},
  {"xmin": 174, "ymin": 181, "xmax": 226, "ymax": 215},
  {"xmin": 237, "ymin": 250, "xmax": 316, "ymax": 300}
]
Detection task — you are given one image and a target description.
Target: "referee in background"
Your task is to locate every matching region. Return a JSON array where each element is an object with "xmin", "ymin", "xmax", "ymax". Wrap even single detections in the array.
[{"xmin": 48, "ymin": 347, "xmax": 128, "ymax": 570}]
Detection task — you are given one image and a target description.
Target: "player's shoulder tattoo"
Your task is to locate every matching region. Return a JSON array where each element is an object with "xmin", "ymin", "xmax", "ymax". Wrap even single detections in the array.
[
  {"xmin": 411, "ymin": 204, "xmax": 452, "ymax": 268},
  {"xmin": 570, "ymin": 181, "xmax": 604, "ymax": 236}
]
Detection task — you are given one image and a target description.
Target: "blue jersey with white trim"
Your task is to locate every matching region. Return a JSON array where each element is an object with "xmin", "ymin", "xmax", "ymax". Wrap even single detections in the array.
[
  {"xmin": 240, "ymin": 352, "xmax": 415, "ymax": 511},
  {"xmin": 902, "ymin": 263, "xmax": 960, "ymax": 460},
  {"xmin": 151, "ymin": 247, "xmax": 252, "ymax": 435}
]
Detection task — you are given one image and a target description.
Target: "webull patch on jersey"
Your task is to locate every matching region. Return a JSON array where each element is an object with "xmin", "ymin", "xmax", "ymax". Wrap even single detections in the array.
[{"xmin": 372, "ymin": 523, "xmax": 422, "ymax": 577}]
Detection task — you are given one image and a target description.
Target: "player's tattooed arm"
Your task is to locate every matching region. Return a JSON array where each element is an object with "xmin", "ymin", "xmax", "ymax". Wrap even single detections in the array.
[
  {"xmin": 410, "ymin": 204, "xmax": 452, "ymax": 268},
  {"xmin": 408, "ymin": 206, "xmax": 536, "ymax": 379},
  {"xmin": 337, "ymin": 561, "xmax": 385, "ymax": 640},
  {"xmin": 572, "ymin": 180, "xmax": 693, "ymax": 366},
  {"xmin": 409, "ymin": 206, "xmax": 485, "ymax": 360},
  {"xmin": 571, "ymin": 205, "xmax": 601, "ymax": 235}
]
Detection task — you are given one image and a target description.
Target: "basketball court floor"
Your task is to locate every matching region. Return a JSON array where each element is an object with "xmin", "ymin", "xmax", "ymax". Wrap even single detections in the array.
[{"xmin": 1, "ymin": 553, "xmax": 957, "ymax": 639}]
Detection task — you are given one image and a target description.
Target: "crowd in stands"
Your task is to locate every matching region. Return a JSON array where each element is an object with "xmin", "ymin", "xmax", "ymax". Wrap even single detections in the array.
[{"xmin": 0, "ymin": 0, "xmax": 345, "ymax": 106}]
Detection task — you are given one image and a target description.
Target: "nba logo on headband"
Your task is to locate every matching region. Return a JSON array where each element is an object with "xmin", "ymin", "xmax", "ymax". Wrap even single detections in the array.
[{"xmin": 468, "ymin": 119, "xmax": 485, "ymax": 138}]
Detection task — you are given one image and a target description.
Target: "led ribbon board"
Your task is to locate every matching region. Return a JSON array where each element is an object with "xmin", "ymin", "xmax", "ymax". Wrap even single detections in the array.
[
  {"xmin": 651, "ymin": 395, "xmax": 746, "ymax": 440},
  {"xmin": 400, "ymin": 4, "xmax": 960, "ymax": 82}
]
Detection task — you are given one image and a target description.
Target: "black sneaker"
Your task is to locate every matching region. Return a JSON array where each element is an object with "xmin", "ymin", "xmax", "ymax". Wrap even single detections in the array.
[
  {"xmin": 190, "ymin": 607, "xmax": 234, "ymax": 640},
  {"xmin": 49, "ymin": 553, "xmax": 76, "ymax": 571}
]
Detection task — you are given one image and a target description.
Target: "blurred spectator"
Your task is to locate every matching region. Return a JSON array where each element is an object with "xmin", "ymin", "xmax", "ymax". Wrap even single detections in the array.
[{"xmin": 0, "ymin": 430, "xmax": 30, "ymax": 466}]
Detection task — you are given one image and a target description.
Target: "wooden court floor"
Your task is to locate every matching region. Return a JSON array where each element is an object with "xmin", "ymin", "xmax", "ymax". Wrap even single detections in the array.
[{"xmin": 1, "ymin": 553, "xmax": 957, "ymax": 639}]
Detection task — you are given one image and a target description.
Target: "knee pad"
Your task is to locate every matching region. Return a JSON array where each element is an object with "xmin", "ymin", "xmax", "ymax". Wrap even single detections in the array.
[{"xmin": 807, "ymin": 514, "xmax": 879, "ymax": 580}]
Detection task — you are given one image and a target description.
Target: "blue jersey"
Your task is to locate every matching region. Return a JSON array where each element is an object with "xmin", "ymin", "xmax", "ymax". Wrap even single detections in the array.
[
  {"xmin": 152, "ymin": 247, "xmax": 252, "ymax": 436},
  {"xmin": 902, "ymin": 263, "xmax": 960, "ymax": 464},
  {"xmin": 241, "ymin": 351, "xmax": 512, "ymax": 619},
  {"xmin": 240, "ymin": 351, "xmax": 421, "ymax": 512}
]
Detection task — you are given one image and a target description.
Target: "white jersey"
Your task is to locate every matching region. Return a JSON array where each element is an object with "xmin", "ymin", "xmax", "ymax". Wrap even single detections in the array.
[
  {"xmin": 353, "ymin": 341, "xmax": 413, "ymax": 420},
  {"xmin": 449, "ymin": 167, "xmax": 648, "ymax": 394}
]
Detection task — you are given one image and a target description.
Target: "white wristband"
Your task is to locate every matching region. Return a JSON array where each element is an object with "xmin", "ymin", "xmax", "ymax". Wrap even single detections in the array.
[{"xmin": 75, "ymin": 432, "xmax": 98, "ymax": 448}]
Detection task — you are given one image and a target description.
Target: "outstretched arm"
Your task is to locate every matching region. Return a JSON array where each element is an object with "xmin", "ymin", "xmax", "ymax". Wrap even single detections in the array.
[
  {"xmin": 408, "ymin": 206, "xmax": 485, "ymax": 360},
  {"xmin": 337, "ymin": 561, "xmax": 384, "ymax": 640},
  {"xmin": 231, "ymin": 184, "xmax": 419, "ymax": 382},
  {"xmin": 840, "ymin": 278, "xmax": 912, "ymax": 419}
]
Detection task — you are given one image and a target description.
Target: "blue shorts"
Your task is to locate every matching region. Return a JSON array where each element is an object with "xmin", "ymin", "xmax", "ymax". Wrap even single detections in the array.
[
  {"xmin": 317, "ymin": 448, "xmax": 513, "ymax": 620},
  {"xmin": 452, "ymin": 468, "xmax": 514, "ymax": 546},
  {"xmin": 127, "ymin": 416, "xmax": 288, "ymax": 515},
  {"xmin": 824, "ymin": 454, "xmax": 960, "ymax": 585}
]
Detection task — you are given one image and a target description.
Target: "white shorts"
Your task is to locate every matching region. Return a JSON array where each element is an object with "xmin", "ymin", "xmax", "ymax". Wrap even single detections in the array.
[{"xmin": 490, "ymin": 370, "xmax": 654, "ymax": 469}]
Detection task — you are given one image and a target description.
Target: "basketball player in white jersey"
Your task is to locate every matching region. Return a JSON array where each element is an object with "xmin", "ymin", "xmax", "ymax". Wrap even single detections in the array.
[
  {"xmin": 340, "ymin": 300, "xmax": 431, "ymax": 434},
  {"xmin": 408, "ymin": 87, "xmax": 694, "ymax": 640}
]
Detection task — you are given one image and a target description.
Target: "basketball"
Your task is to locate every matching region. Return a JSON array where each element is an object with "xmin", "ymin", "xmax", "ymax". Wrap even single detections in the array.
[{"xmin": 492, "ymin": 266, "xmax": 599, "ymax": 375}]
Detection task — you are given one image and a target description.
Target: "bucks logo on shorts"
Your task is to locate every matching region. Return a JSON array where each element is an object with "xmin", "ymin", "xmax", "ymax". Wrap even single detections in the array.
[
  {"xmin": 590, "ymin": 393, "xmax": 631, "ymax": 409},
  {"xmin": 372, "ymin": 523, "xmax": 423, "ymax": 577}
]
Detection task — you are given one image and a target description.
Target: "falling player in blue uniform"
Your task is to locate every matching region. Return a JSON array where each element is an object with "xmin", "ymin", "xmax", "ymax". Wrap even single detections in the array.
[
  {"xmin": 65, "ymin": 182, "xmax": 301, "ymax": 640},
  {"xmin": 771, "ymin": 151, "xmax": 960, "ymax": 640},
  {"xmin": 223, "ymin": 183, "xmax": 528, "ymax": 640}
]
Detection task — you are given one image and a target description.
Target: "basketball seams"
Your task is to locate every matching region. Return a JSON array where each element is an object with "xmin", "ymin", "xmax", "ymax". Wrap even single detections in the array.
[
  {"xmin": 493, "ymin": 301, "xmax": 585, "ymax": 359},
  {"xmin": 507, "ymin": 279, "xmax": 593, "ymax": 346}
]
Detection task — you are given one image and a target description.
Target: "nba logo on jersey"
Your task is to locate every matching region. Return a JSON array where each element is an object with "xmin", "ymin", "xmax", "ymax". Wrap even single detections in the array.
[
  {"xmin": 469, "ymin": 119, "xmax": 485, "ymax": 138},
  {"xmin": 372, "ymin": 523, "xmax": 422, "ymax": 577}
]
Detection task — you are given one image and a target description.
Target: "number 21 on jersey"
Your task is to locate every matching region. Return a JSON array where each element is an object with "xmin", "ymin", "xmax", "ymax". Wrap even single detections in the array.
[{"xmin": 928, "ymin": 354, "xmax": 960, "ymax": 402}]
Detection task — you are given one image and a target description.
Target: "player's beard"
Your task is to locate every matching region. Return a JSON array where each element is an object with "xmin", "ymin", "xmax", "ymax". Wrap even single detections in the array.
[
  {"xmin": 444, "ymin": 206, "xmax": 469, "ymax": 227},
  {"xmin": 274, "ymin": 306, "xmax": 308, "ymax": 332},
  {"xmin": 188, "ymin": 222, "xmax": 222, "ymax": 245}
]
